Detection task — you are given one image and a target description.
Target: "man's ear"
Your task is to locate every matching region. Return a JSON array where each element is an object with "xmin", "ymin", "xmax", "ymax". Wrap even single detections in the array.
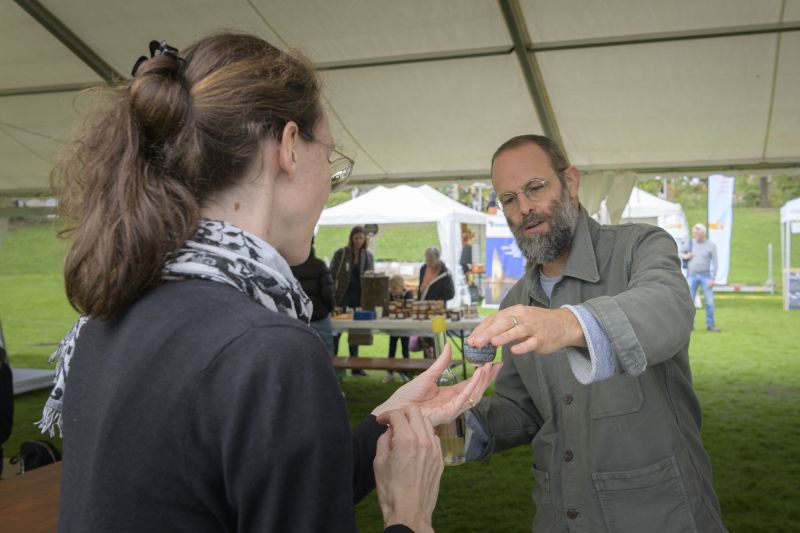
[
  {"xmin": 564, "ymin": 165, "xmax": 581, "ymax": 200},
  {"xmin": 277, "ymin": 121, "xmax": 300, "ymax": 176}
]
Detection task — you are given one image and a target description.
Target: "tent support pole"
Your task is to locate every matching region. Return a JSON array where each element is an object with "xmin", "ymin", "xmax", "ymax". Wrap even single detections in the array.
[
  {"xmin": 497, "ymin": 0, "xmax": 564, "ymax": 149},
  {"xmin": 13, "ymin": 0, "xmax": 123, "ymax": 82}
]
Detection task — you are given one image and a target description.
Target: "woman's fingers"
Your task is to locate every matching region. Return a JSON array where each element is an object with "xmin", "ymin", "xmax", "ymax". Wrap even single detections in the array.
[
  {"xmin": 377, "ymin": 404, "xmax": 414, "ymax": 428},
  {"xmin": 426, "ymin": 362, "xmax": 503, "ymax": 425},
  {"xmin": 374, "ymin": 426, "xmax": 393, "ymax": 466},
  {"xmin": 466, "ymin": 362, "xmax": 503, "ymax": 404},
  {"xmin": 403, "ymin": 404, "xmax": 436, "ymax": 447},
  {"xmin": 419, "ymin": 343, "xmax": 452, "ymax": 380}
]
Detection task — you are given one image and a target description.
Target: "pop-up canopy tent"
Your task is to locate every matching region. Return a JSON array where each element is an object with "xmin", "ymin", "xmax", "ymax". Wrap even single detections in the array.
[
  {"xmin": 780, "ymin": 197, "xmax": 800, "ymax": 310},
  {"xmin": 619, "ymin": 187, "xmax": 690, "ymax": 248},
  {"xmin": 316, "ymin": 185, "xmax": 487, "ymax": 307}
]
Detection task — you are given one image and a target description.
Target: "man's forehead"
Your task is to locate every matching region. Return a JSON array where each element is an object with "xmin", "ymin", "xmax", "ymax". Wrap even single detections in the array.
[{"xmin": 491, "ymin": 143, "xmax": 556, "ymax": 184}]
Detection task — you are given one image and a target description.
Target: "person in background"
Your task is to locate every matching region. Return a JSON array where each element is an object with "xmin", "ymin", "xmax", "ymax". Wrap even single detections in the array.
[
  {"xmin": 41, "ymin": 32, "xmax": 501, "ymax": 533},
  {"xmin": 465, "ymin": 134, "xmax": 726, "ymax": 532},
  {"xmin": 681, "ymin": 223, "xmax": 721, "ymax": 332},
  {"xmin": 383, "ymin": 275, "xmax": 413, "ymax": 384},
  {"xmin": 330, "ymin": 225, "xmax": 375, "ymax": 374},
  {"xmin": 291, "ymin": 238, "xmax": 344, "ymax": 384},
  {"xmin": 418, "ymin": 246, "xmax": 455, "ymax": 304},
  {"xmin": 460, "ymin": 230, "xmax": 475, "ymax": 282},
  {"xmin": 417, "ymin": 246, "xmax": 455, "ymax": 358},
  {"xmin": 0, "ymin": 321, "xmax": 12, "ymax": 477}
]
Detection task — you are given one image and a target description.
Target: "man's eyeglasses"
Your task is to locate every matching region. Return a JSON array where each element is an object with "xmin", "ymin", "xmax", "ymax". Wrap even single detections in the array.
[
  {"xmin": 314, "ymin": 139, "xmax": 354, "ymax": 192},
  {"xmin": 496, "ymin": 178, "xmax": 550, "ymax": 214}
]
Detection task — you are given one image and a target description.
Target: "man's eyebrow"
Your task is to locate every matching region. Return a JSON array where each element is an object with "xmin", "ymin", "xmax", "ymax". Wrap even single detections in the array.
[{"xmin": 500, "ymin": 177, "xmax": 547, "ymax": 193}]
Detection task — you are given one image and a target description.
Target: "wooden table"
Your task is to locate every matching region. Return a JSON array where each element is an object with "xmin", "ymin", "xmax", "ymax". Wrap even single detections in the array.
[
  {"xmin": 330, "ymin": 317, "xmax": 482, "ymax": 337},
  {"xmin": 331, "ymin": 356, "xmax": 464, "ymax": 382},
  {"xmin": 330, "ymin": 317, "xmax": 483, "ymax": 379},
  {"xmin": 0, "ymin": 462, "xmax": 61, "ymax": 532}
]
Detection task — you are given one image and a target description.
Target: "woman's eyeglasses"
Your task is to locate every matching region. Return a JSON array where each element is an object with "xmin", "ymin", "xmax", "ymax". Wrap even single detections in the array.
[{"xmin": 314, "ymin": 139, "xmax": 354, "ymax": 192}]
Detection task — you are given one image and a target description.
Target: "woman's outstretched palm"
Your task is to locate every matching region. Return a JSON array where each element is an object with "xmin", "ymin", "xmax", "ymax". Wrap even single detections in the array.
[{"xmin": 373, "ymin": 344, "xmax": 502, "ymax": 427}]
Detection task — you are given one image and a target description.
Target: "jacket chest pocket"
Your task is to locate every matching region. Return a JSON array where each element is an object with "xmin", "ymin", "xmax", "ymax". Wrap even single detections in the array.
[{"xmin": 591, "ymin": 374, "xmax": 643, "ymax": 419}]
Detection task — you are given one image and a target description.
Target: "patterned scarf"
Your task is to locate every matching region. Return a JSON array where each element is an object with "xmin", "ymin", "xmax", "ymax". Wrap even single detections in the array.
[{"xmin": 39, "ymin": 219, "xmax": 312, "ymax": 437}]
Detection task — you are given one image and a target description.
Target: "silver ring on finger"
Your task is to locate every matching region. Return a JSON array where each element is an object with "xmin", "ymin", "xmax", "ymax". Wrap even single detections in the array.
[{"xmin": 509, "ymin": 315, "xmax": 519, "ymax": 328}]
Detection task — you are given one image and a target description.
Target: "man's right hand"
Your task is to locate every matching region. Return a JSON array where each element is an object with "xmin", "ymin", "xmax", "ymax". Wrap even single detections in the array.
[{"xmin": 467, "ymin": 304, "xmax": 587, "ymax": 355}]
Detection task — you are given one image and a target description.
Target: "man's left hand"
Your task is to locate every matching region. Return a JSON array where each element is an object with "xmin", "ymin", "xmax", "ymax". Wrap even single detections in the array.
[{"xmin": 707, "ymin": 279, "xmax": 715, "ymax": 289}]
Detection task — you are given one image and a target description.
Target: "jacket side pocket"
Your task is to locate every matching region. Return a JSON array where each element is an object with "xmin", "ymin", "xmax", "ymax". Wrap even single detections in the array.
[
  {"xmin": 592, "ymin": 455, "xmax": 697, "ymax": 533},
  {"xmin": 531, "ymin": 466, "xmax": 557, "ymax": 531}
]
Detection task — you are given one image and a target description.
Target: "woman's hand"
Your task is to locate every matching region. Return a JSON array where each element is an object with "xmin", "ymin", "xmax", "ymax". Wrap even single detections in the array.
[
  {"xmin": 371, "ymin": 344, "xmax": 502, "ymax": 427},
  {"xmin": 374, "ymin": 406, "xmax": 442, "ymax": 533},
  {"xmin": 467, "ymin": 304, "xmax": 586, "ymax": 356}
]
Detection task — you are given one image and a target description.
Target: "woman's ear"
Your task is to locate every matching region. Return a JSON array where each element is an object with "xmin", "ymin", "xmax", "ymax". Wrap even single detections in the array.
[{"xmin": 277, "ymin": 121, "xmax": 300, "ymax": 175}]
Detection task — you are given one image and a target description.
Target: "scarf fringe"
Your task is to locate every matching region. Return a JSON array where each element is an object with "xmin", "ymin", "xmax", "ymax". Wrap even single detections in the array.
[{"xmin": 37, "ymin": 406, "xmax": 63, "ymax": 438}]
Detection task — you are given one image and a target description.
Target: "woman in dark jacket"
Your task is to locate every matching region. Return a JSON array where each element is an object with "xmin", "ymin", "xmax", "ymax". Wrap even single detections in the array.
[
  {"xmin": 417, "ymin": 246, "xmax": 455, "ymax": 358},
  {"xmin": 417, "ymin": 246, "xmax": 455, "ymax": 303},
  {"xmin": 329, "ymin": 226, "xmax": 375, "ymax": 370},
  {"xmin": 38, "ymin": 32, "xmax": 501, "ymax": 533},
  {"xmin": 290, "ymin": 240, "xmax": 336, "ymax": 355}
]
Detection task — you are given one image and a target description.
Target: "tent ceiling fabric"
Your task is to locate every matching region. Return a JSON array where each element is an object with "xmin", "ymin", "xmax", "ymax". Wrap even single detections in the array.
[{"xmin": 1, "ymin": 0, "xmax": 799, "ymax": 195}]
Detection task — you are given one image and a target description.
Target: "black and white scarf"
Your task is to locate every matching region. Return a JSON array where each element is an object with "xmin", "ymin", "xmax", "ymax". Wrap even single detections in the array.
[{"xmin": 39, "ymin": 219, "xmax": 312, "ymax": 437}]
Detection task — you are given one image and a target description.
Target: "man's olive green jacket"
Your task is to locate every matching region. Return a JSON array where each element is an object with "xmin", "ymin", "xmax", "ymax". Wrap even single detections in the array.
[{"xmin": 472, "ymin": 208, "xmax": 727, "ymax": 532}]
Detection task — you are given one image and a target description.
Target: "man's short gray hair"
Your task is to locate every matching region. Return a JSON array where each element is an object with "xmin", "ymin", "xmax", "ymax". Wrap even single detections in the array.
[{"xmin": 693, "ymin": 223, "xmax": 707, "ymax": 235}]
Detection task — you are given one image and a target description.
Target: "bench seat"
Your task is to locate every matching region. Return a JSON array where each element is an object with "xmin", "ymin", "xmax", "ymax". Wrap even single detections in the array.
[{"xmin": 331, "ymin": 357, "xmax": 463, "ymax": 374}]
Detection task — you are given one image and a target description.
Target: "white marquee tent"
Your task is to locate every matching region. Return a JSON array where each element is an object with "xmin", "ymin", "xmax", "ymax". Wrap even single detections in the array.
[
  {"xmin": 2, "ymin": 0, "xmax": 800, "ymax": 202},
  {"xmin": 780, "ymin": 196, "xmax": 800, "ymax": 309},
  {"xmin": 620, "ymin": 187, "xmax": 690, "ymax": 247},
  {"xmin": 317, "ymin": 184, "xmax": 488, "ymax": 307}
]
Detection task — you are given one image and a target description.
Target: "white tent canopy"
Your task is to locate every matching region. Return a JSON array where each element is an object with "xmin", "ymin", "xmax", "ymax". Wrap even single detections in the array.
[
  {"xmin": 2, "ymin": 1, "xmax": 800, "ymax": 197},
  {"xmin": 317, "ymin": 184, "xmax": 487, "ymax": 307},
  {"xmin": 780, "ymin": 197, "xmax": 800, "ymax": 225},
  {"xmin": 620, "ymin": 187, "xmax": 689, "ymax": 247},
  {"xmin": 780, "ymin": 197, "xmax": 800, "ymax": 309}
]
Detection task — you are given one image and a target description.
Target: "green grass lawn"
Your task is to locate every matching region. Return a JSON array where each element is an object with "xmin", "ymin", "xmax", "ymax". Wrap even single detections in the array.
[
  {"xmin": 2, "ymin": 211, "xmax": 800, "ymax": 532},
  {"xmin": 344, "ymin": 293, "xmax": 800, "ymax": 532}
]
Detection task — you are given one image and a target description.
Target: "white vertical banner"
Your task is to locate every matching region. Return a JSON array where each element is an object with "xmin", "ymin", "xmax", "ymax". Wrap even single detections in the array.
[{"xmin": 707, "ymin": 174, "xmax": 734, "ymax": 285}]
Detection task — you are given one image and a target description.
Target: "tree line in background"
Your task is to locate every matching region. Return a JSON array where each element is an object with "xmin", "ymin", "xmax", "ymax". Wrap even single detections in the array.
[
  {"xmin": 323, "ymin": 175, "xmax": 800, "ymax": 211},
  {"xmin": 638, "ymin": 174, "xmax": 800, "ymax": 209}
]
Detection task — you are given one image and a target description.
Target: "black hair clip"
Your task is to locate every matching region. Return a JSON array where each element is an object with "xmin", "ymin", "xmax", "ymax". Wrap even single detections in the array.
[{"xmin": 131, "ymin": 40, "xmax": 184, "ymax": 77}]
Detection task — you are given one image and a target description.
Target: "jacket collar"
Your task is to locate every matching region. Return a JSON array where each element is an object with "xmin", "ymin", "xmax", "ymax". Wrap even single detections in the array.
[{"xmin": 526, "ymin": 205, "xmax": 600, "ymax": 305}]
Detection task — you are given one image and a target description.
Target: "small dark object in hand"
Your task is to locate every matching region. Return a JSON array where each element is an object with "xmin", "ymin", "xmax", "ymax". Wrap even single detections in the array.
[{"xmin": 464, "ymin": 344, "xmax": 497, "ymax": 365}]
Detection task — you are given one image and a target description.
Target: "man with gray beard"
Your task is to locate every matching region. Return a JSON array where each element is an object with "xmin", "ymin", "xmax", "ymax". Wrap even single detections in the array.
[{"xmin": 463, "ymin": 135, "xmax": 727, "ymax": 532}]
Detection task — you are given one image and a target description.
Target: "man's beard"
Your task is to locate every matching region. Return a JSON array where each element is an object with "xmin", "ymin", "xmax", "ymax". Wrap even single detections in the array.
[{"xmin": 508, "ymin": 190, "xmax": 579, "ymax": 266}]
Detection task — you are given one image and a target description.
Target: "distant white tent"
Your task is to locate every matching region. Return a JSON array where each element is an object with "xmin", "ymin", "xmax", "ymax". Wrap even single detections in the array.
[
  {"xmin": 316, "ymin": 185, "xmax": 488, "ymax": 307},
  {"xmin": 619, "ymin": 187, "xmax": 689, "ymax": 248},
  {"xmin": 780, "ymin": 197, "xmax": 800, "ymax": 310}
]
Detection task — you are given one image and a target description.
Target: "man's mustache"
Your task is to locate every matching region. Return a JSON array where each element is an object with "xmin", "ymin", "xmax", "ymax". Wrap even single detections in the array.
[{"xmin": 513, "ymin": 211, "xmax": 550, "ymax": 231}]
